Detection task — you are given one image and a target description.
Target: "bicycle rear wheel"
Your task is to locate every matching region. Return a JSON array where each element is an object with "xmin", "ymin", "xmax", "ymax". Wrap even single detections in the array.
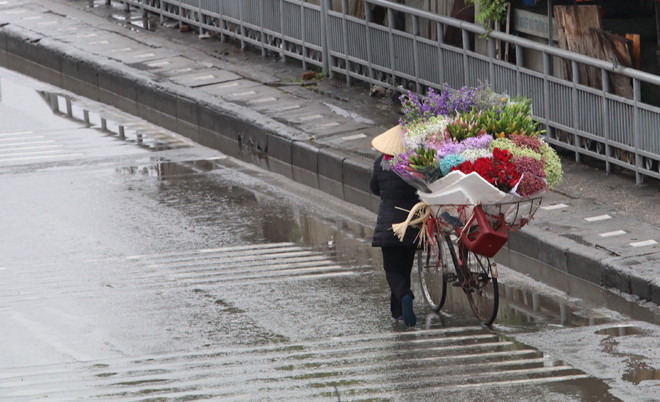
[
  {"xmin": 417, "ymin": 234, "xmax": 450, "ymax": 311},
  {"xmin": 460, "ymin": 246, "xmax": 499, "ymax": 325}
]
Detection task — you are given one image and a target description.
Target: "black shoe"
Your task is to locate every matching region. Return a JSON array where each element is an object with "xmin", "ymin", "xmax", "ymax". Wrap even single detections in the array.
[{"xmin": 402, "ymin": 295, "xmax": 416, "ymax": 327}]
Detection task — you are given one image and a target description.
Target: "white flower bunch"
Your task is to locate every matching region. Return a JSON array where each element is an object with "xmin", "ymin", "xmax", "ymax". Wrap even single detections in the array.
[
  {"xmin": 403, "ymin": 116, "xmax": 448, "ymax": 149},
  {"xmin": 460, "ymin": 148, "xmax": 492, "ymax": 162}
]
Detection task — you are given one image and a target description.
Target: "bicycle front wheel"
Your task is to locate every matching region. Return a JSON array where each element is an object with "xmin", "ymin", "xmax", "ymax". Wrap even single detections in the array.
[
  {"xmin": 461, "ymin": 247, "xmax": 499, "ymax": 325},
  {"xmin": 417, "ymin": 235, "xmax": 450, "ymax": 311}
]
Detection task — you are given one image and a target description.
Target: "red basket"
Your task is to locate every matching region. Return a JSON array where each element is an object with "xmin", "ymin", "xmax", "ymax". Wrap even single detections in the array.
[{"xmin": 459, "ymin": 204, "xmax": 508, "ymax": 258}]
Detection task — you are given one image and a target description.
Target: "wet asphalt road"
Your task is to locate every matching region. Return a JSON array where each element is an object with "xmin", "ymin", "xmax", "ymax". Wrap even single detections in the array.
[{"xmin": 1, "ymin": 67, "xmax": 659, "ymax": 401}]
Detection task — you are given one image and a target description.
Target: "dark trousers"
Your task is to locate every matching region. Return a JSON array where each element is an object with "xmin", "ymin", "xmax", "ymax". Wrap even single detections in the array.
[{"xmin": 381, "ymin": 246, "xmax": 416, "ymax": 319}]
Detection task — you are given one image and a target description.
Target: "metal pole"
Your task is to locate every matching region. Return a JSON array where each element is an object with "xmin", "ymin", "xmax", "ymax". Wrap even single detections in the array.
[
  {"xmin": 436, "ymin": 20, "xmax": 445, "ymax": 85},
  {"xmin": 543, "ymin": 52, "xmax": 553, "ymax": 142},
  {"xmin": 462, "ymin": 29, "xmax": 470, "ymax": 85},
  {"xmin": 572, "ymin": 60, "xmax": 580, "ymax": 163},
  {"xmin": 342, "ymin": 0, "xmax": 349, "ymax": 84},
  {"xmin": 412, "ymin": 15, "xmax": 421, "ymax": 93},
  {"xmin": 260, "ymin": 1, "xmax": 266, "ymax": 57},
  {"xmin": 488, "ymin": 37, "xmax": 496, "ymax": 88},
  {"xmin": 321, "ymin": 0, "xmax": 332, "ymax": 76},
  {"xmin": 547, "ymin": 0, "xmax": 553, "ymax": 45},
  {"xmin": 515, "ymin": 43, "xmax": 522, "ymax": 96},
  {"xmin": 602, "ymin": 68, "xmax": 611, "ymax": 174},
  {"xmin": 239, "ymin": 0, "xmax": 245, "ymax": 50},
  {"xmin": 365, "ymin": 2, "xmax": 375, "ymax": 88},
  {"xmin": 301, "ymin": 1, "xmax": 307, "ymax": 70},
  {"xmin": 279, "ymin": 0, "xmax": 286, "ymax": 62},
  {"xmin": 633, "ymin": 78, "xmax": 643, "ymax": 184},
  {"xmin": 386, "ymin": 4, "xmax": 397, "ymax": 88}
]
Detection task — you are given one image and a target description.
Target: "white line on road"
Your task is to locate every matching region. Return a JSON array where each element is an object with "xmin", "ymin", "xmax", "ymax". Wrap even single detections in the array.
[
  {"xmin": 0, "ymin": 131, "xmax": 34, "ymax": 136},
  {"xmin": 0, "ymin": 153, "xmax": 83, "ymax": 162},
  {"xmin": 540, "ymin": 203, "xmax": 568, "ymax": 211},
  {"xmin": 630, "ymin": 240, "xmax": 658, "ymax": 248},
  {"xmin": 584, "ymin": 214, "xmax": 612, "ymax": 222},
  {"xmin": 599, "ymin": 230, "xmax": 627, "ymax": 238}
]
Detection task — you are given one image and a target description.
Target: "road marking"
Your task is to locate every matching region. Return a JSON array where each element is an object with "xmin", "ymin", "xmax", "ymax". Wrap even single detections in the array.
[
  {"xmin": 0, "ymin": 153, "xmax": 83, "ymax": 162},
  {"xmin": 540, "ymin": 203, "xmax": 568, "ymax": 211},
  {"xmin": 0, "ymin": 136, "xmax": 45, "ymax": 141},
  {"xmin": 0, "ymin": 144, "xmax": 63, "ymax": 152},
  {"xmin": 298, "ymin": 114, "xmax": 323, "ymax": 121},
  {"xmin": 232, "ymin": 90, "xmax": 257, "ymax": 97},
  {"xmin": 278, "ymin": 104, "xmax": 300, "ymax": 111},
  {"xmin": 0, "ymin": 131, "xmax": 33, "ymax": 136},
  {"xmin": 250, "ymin": 97, "xmax": 277, "ymax": 104},
  {"xmin": 630, "ymin": 240, "xmax": 658, "ymax": 248},
  {"xmin": 318, "ymin": 122, "xmax": 341, "ymax": 128},
  {"xmin": 599, "ymin": 230, "xmax": 626, "ymax": 238},
  {"xmin": 148, "ymin": 60, "xmax": 170, "ymax": 67},
  {"xmin": 343, "ymin": 133, "xmax": 367, "ymax": 140},
  {"xmin": 133, "ymin": 53, "xmax": 156, "ymax": 59},
  {"xmin": 171, "ymin": 67, "xmax": 193, "ymax": 73},
  {"xmin": 216, "ymin": 81, "xmax": 239, "ymax": 88},
  {"xmin": 584, "ymin": 214, "xmax": 611, "ymax": 222}
]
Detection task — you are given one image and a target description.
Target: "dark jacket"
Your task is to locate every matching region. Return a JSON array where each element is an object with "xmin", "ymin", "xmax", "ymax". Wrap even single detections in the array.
[{"xmin": 370, "ymin": 154, "xmax": 420, "ymax": 248}]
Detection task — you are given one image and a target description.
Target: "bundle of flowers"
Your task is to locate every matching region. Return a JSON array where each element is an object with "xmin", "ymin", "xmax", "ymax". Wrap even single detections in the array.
[{"xmin": 388, "ymin": 84, "xmax": 562, "ymax": 206}]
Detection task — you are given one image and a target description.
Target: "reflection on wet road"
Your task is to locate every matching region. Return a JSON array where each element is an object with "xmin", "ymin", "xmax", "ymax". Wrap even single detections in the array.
[{"xmin": 1, "ymin": 67, "xmax": 658, "ymax": 401}]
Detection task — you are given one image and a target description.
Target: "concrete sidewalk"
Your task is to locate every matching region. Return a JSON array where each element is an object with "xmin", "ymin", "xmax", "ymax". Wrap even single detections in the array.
[{"xmin": 1, "ymin": 0, "xmax": 659, "ymax": 307}]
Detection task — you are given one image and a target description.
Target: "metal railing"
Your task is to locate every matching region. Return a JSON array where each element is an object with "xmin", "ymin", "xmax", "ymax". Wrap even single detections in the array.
[{"xmin": 118, "ymin": 0, "xmax": 660, "ymax": 184}]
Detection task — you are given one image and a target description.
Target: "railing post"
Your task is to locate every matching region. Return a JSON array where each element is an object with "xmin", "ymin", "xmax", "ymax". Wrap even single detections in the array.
[
  {"xmin": 239, "ymin": 0, "xmax": 245, "ymax": 50},
  {"xmin": 572, "ymin": 60, "xmax": 580, "ymax": 163},
  {"xmin": 321, "ymin": 0, "xmax": 331, "ymax": 75},
  {"xmin": 386, "ymin": 4, "xmax": 397, "ymax": 88},
  {"xmin": 365, "ymin": 2, "xmax": 375, "ymax": 88},
  {"xmin": 462, "ymin": 28, "xmax": 470, "ymax": 85},
  {"xmin": 300, "ymin": 2, "xmax": 306, "ymax": 70},
  {"xmin": 515, "ymin": 43, "xmax": 522, "ymax": 96},
  {"xmin": 601, "ymin": 68, "xmax": 611, "ymax": 174},
  {"xmin": 436, "ymin": 21, "xmax": 445, "ymax": 85},
  {"xmin": 342, "ymin": 0, "xmax": 350, "ymax": 84},
  {"xmin": 543, "ymin": 51, "xmax": 553, "ymax": 143},
  {"xmin": 279, "ymin": 0, "xmax": 285, "ymax": 61},
  {"xmin": 411, "ymin": 14, "xmax": 421, "ymax": 93},
  {"xmin": 259, "ymin": 1, "xmax": 266, "ymax": 57},
  {"xmin": 488, "ymin": 37, "xmax": 496, "ymax": 88},
  {"xmin": 633, "ymin": 78, "xmax": 643, "ymax": 184}
]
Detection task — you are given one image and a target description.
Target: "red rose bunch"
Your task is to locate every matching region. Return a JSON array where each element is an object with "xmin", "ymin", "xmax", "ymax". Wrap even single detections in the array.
[{"xmin": 452, "ymin": 148, "xmax": 522, "ymax": 193}]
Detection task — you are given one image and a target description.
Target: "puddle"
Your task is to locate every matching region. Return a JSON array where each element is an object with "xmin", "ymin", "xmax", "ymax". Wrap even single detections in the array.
[
  {"xmin": 37, "ymin": 90, "xmax": 189, "ymax": 151},
  {"xmin": 116, "ymin": 159, "xmax": 219, "ymax": 179},
  {"xmin": 622, "ymin": 359, "xmax": 660, "ymax": 384},
  {"xmin": 595, "ymin": 326, "xmax": 649, "ymax": 337}
]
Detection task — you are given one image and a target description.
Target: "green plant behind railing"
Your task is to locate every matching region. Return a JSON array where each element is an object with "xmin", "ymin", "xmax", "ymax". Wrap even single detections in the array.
[{"xmin": 465, "ymin": 0, "xmax": 509, "ymax": 33}]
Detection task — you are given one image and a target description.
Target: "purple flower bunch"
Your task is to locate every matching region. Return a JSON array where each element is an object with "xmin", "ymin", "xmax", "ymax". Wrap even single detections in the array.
[
  {"xmin": 435, "ymin": 134, "xmax": 493, "ymax": 158},
  {"xmin": 398, "ymin": 84, "xmax": 480, "ymax": 127}
]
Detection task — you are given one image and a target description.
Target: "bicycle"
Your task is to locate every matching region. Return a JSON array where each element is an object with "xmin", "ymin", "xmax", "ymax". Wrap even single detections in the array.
[{"xmin": 415, "ymin": 198, "xmax": 542, "ymax": 325}]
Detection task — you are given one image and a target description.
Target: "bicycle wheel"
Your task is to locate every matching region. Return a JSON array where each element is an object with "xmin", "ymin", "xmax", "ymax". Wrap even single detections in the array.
[
  {"xmin": 417, "ymin": 234, "xmax": 450, "ymax": 311},
  {"xmin": 460, "ymin": 245, "xmax": 499, "ymax": 325}
]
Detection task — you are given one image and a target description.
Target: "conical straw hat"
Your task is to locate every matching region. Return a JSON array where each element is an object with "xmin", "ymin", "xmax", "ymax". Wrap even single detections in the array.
[{"xmin": 371, "ymin": 125, "xmax": 404, "ymax": 155}]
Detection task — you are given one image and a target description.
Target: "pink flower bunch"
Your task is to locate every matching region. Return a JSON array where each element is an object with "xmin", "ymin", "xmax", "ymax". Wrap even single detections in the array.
[
  {"xmin": 509, "ymin": 134, "xmax": 542, "ymax": 153},
  {"xmin": 515, "ymin": 175, "xmax": 548, "ymax": 198},
  {"xmin": 513, "ymin": 156, "xmax": 546, "ymax": 178}
]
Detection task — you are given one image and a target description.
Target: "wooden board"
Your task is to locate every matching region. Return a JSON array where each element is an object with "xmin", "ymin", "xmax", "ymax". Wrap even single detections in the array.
[{"xmin": 554, "ymin": 5, "xmax": 633, "ymax": 98}]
